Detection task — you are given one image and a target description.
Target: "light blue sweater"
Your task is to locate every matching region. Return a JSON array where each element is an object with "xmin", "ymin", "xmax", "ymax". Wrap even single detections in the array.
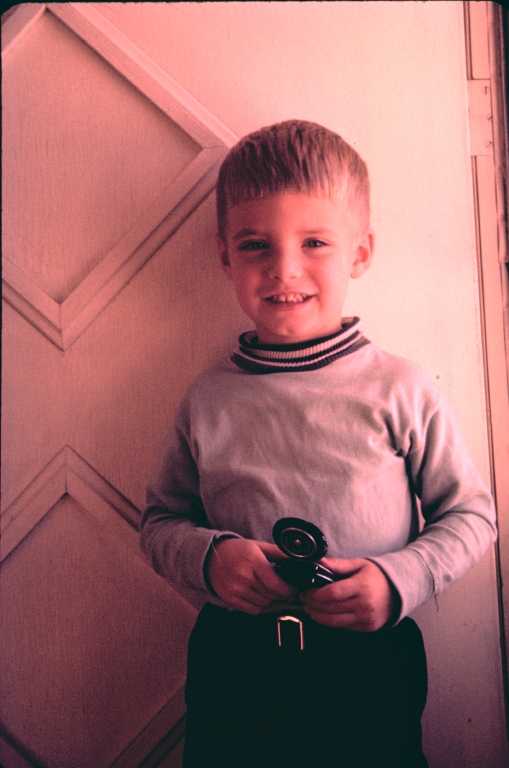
[{"xmin": 141, "ymin": 338, "xmax": 497, "ymax": 622}]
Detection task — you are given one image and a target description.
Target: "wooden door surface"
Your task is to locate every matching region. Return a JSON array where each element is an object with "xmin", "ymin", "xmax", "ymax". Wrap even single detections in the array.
[
  {"xmin": 2, "ymin": 3, "xmax": 507, "ymax": 768},
  {"xmin": 1, "ymin": 5, "xmax": 240, "ymax": 767}
]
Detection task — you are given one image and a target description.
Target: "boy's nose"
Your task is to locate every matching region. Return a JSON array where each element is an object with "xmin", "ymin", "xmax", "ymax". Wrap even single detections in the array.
[{"xmin": 266, "ymin": 249, "xmax": 303, "ymax": 281}]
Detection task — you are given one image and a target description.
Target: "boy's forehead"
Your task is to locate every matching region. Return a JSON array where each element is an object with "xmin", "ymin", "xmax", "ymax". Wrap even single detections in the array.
[
  {"xmin": 224, "ymin": 185, "xmax": 361, "ymax": 233},
  {"xmin": 227, "ymin": 175, "xmax": 350, "ymax": 207}
]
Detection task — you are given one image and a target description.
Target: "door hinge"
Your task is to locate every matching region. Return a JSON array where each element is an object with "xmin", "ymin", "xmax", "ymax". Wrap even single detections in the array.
[{"xmin": 467, "ymin": 79, "xmax": 494, "ymax": 156}]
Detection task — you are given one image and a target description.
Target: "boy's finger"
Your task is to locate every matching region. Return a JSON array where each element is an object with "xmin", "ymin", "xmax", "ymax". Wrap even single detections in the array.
[
  {"xmin": 255, "ymin": 541, "xmax": 287, "ymax": 561},
  {"xmin": 320, "ymin": 556, "xmax": 365, "ymax": 577},
  {"xmin": 250, "ymin": 578, "xmax": 280, "ymax": 602},
  {"xmin": 301, "ymin": 577, "xmax": 358, "ymax": 605},
  {"xmin": 231, "ymin": 596, "xmax": 266, "ymax": 615},
  {"xmin": 254, "ymin": 561, "xmax": 294, "ymax": 598},
  {"xmin": 305, "ymin": 608, "xmax": 358, "ymax": 629},
  {"xmin": 302, "ymin": 596, "xmax": 358, "ymax": 615},
  {"xmin": 244, "ymin": 585, "xmax": 273, "ymax": 607},
  {"xmin": 224, "ymin": 584, "xmax": 272, "ymax": 612}
]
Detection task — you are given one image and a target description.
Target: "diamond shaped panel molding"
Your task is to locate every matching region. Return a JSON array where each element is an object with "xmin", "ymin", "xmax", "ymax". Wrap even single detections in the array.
[
  {"xmin": 2, "ymin": 3, "xmax": 237, "ymax": 350},
  {"xmin": 0, "ymin": 445, "xmax": 194, "ymax": 768},
  {"xmin": 0, "ymin": 445, "xmax": 140, "ymax": 563}
]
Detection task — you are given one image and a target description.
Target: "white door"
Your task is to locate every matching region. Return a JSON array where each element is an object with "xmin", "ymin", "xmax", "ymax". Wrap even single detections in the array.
[
  {"xmin": 2, "ymin": 3, "xmax": 507, "ymax": 767},
  {"xmin": 1, "ymin": 5, "xmax": 238, "ymax": 767}
]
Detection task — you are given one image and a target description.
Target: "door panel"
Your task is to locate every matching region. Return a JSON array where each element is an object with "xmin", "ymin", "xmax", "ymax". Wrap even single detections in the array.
[
  {"xmin": 3, "ymin": 10, "xmax": 198, "ymax": 303},
  {"xmin": 2, "ymin": 3, "xmax": 507, "ymax": 767},
  {"xmin": 1, "ymin": 4, "xmax": 236, "ymax": 766},
  {"xmin": 2, "ymin": 495, "xmax": 193, "ymax": 768}
]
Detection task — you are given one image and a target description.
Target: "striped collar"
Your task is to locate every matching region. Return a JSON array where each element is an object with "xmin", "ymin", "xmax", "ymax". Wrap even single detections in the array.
[{"xmin": 231, "ymin": 317, "xmax": 369, "ymax": 374}]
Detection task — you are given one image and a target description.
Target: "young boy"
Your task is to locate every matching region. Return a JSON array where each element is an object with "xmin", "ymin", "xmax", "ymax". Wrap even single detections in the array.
[{"xmin": 140, "ymin": 120, "xmax": 497, "ymax": 767}]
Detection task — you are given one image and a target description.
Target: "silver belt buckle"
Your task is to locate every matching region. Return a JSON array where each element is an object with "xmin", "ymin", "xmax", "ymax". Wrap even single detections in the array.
[{"xmin": 276, "ymin": 614, "xmax": 305, "ymax": 652}]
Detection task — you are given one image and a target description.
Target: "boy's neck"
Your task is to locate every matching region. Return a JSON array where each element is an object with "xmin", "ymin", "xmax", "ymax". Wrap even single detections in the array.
[
  {"xmin": 251, "ymin": 317, "xmax": 358, "ymax": 350},
  {"xmin": 232, "ymin": 316, "xmax": 369, "ymax": 374}
]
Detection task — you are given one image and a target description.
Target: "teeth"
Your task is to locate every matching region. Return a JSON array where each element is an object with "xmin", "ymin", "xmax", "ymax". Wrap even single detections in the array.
[{"xmin": 268, "ymin": 293, "xmax": 309, "ymax": 303}]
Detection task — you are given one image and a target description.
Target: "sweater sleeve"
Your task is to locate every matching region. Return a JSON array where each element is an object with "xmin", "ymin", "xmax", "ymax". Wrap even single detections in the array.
[
  {"xmin": 139, "ymin": 400, "xmax": 240, "ymax": 605},
  {"xmin": 368, "ymin": 386, "xmax": 497, "ymax": 623}
]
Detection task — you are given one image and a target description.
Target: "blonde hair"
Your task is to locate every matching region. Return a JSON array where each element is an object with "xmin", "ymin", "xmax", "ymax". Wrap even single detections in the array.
[{"xmin": 216, "ymin": 119, "xmax": 370, "ymax": 238}]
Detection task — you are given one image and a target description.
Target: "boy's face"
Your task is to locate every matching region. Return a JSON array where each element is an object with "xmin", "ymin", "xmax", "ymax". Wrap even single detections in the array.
[{"xmin": 219, "ymin": 189, "xmax": 373, "ymax": 344}]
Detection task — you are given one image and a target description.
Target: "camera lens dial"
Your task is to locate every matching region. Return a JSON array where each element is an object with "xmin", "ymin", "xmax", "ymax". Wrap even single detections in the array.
[
  {"xmin": 272, "ymin": 517, "xmax": 328, "ymax": 560},
  {"xmin": 280, "ymin": 528, "xmax": 316, "ymax": 558}
]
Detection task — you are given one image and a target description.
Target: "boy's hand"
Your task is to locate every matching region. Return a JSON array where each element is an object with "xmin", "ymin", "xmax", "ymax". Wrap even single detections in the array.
[
  {"xmin": 300, "ymin": 558, "xmax": 397, "ymax": 632},
  {"xmin": 207, "ymin": 538, "xmax": 296, "ymax": 614}
]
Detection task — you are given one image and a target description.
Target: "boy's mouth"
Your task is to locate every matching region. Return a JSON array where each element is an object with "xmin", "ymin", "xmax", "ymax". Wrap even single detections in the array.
[{"xmin": 264, "ymin": 292, "xmax": 313, "ymax": 304}]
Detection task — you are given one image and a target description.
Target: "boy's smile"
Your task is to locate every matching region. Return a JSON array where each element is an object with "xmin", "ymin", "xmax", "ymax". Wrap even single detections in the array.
[{"xmin": 219, "ymin": 190, "xmax": 373, "ymax": 344}]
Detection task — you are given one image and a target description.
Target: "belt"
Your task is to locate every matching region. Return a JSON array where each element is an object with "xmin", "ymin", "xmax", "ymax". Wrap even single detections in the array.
[
  {"xmin": 202, "ymin": 604, "xmax": 309, "ymax": 653},
  {"xmin": 261, "ymin": 603, "xmax": 308, "ymax": 652},
  {"xmin": 276, "ymin": 613, "xmax": 306, "ymax": 652},
  {"xmin": 202, "ymin": 604, "xmax": 415, "ymax": 657}
]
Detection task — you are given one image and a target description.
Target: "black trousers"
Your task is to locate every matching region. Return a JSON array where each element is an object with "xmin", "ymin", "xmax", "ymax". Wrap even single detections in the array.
[{"xmin": 184, "ymin": 604, "xmax": 428, "ymax": 768}]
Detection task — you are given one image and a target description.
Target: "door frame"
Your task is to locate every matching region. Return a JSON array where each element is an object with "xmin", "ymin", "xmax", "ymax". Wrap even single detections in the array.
[{"xmin": 465, "ymin": 0, "xmax": 509, "ymax": 737}]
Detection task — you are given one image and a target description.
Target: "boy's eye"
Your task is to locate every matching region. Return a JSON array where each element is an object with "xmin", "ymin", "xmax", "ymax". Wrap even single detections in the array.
[
  {"xmin": 238, "ymin": 240, "xmax": 268, "ymax": 252},
  {"xmin": 304, "ymin": 238, "xmax": 327, "ymax": 248}
]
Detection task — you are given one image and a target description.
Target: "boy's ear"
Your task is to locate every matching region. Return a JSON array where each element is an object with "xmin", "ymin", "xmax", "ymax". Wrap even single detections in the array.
[
  {"xmin": 217, "ymin": 234, "xmax": 231, "ymax": 274},
  {"xmin": 351, "ymin": 230, "xmax": 374, "ymax": 279}
]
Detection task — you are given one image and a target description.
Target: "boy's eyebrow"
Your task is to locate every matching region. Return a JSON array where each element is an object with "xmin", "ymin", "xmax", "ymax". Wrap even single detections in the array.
[
  {"xmin": 233, "ymin": 228, "xmax": 263, "ymax": 241},
  {"xmin": 299, "ymin": 228, "xmax": 337, "ymax": 236},
  {"xmin": 232, "ymin": 227, "xmax": 337, "ymax": 240}
]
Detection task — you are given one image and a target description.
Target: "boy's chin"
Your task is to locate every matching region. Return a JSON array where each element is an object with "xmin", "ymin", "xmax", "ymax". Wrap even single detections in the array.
[{"xmin": 256, "ymin": 322, "xmax": 343, "ymax": 345}]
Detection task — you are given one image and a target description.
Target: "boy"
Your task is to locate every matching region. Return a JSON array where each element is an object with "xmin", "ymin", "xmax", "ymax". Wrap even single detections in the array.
[{"xmin": 141, "ymin": 120, "xmax": 497, "ymax": 767}]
